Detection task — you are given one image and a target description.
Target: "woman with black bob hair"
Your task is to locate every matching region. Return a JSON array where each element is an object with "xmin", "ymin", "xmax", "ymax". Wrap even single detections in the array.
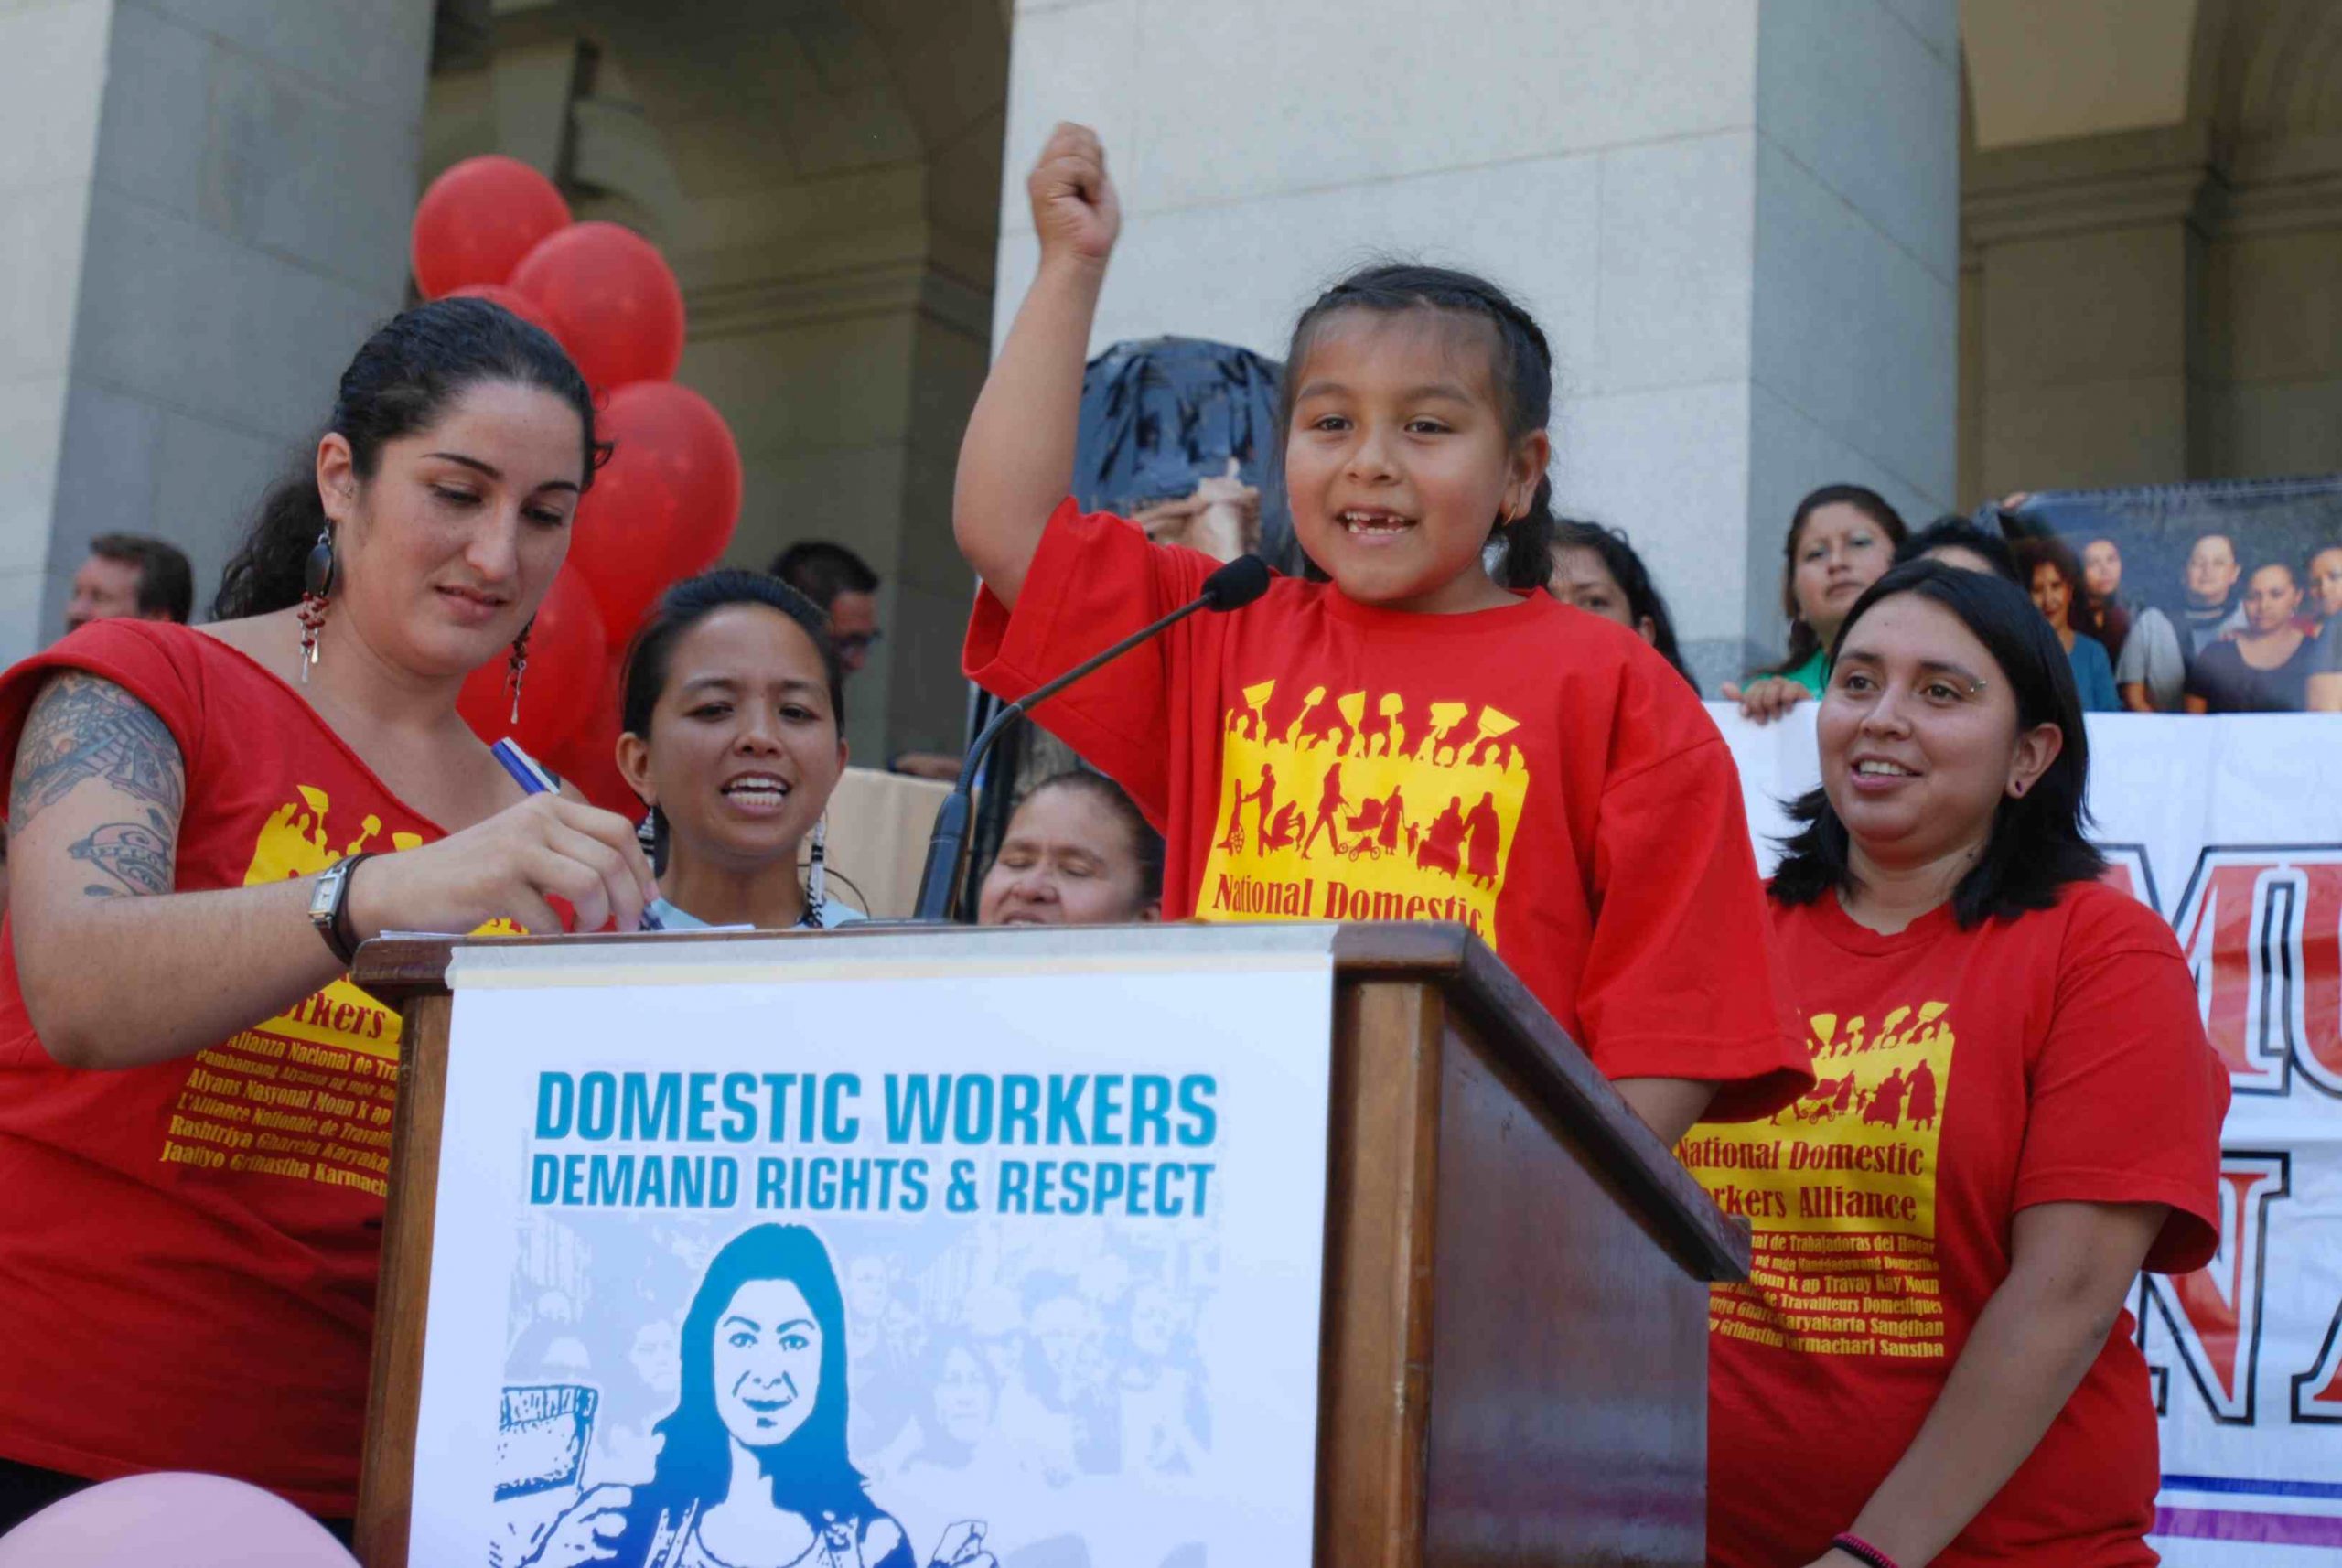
[
  {"xmin": 616, "ymin": 571, "xmax": 862, "ymax": 929},
  {"xmin": 1546, "ymin": 518, "xmax": 1693, "ymax": 687},
  {"xmin": 1771, "ymin": 561, "xmax": 2095, "ymax": 921},
  {"xmin": 522, "ymin": 1224, "xmax": 972, "ymax": 1568},
  {"xmin": 0, "ymin": 296, "xmax": 654, "ymax": 1533},
  {"xmin": 1697, "ymin": 560, "xmax": 2228, "ymax": 1568}
]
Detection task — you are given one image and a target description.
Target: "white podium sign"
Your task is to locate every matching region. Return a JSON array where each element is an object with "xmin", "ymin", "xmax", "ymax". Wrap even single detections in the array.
[{"xmin": 408, "ymin": 928, "xmax": 1337, "ymax": 1568}]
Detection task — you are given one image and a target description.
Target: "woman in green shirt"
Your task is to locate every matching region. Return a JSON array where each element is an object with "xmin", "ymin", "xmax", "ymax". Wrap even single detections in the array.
[{"xmin": 1724, "ymin": 484, "xmax": 1907, "ymax": 724}]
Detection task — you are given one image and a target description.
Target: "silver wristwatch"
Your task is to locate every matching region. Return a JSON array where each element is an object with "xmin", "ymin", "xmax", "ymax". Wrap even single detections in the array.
[{"xmin": 309, "ymin": 853, "xmax": 373, "ymax": 965}]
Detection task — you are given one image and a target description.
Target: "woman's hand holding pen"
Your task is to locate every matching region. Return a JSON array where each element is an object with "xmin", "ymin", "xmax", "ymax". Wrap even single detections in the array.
[{"xmin": 345, "ymin": 792, "xmax": 657, "ymax": 940}]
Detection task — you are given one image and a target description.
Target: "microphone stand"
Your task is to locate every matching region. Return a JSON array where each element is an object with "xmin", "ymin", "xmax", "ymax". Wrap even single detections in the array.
[
  {"xmin": 911, "ymin": 596, "xmax": 1215, "ymax": 923},
  {"xmin": 909, "ymin": 552, "xmax": 1269, "ymax": 923}
]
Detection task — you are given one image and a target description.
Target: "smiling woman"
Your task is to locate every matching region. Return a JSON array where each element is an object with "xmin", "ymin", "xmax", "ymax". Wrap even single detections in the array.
[
  {"xmin": 521, "ymin": 1224, "xmax": 923, "ymax": 1568},
  {"xmin": 0, "ymin": 296, "xmax": 658, "ymax": 1533},
  {"xmin": 1694, "ymin": 561, "xmax": 2228, "ymax": 1568},
  {"xmin": 616, "ymin": 570, "xmax": 860, "ymax": 930}
]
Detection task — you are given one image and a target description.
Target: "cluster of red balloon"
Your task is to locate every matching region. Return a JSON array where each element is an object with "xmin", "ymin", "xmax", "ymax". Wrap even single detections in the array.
[{"xmin": 411, "ymin": 155, "xmax": 744, "ymax": 815}]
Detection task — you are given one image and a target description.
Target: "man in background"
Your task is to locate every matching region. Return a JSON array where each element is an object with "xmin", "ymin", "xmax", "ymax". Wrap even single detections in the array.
[
  {"xmin": 768, "ymin": 540, "xmax": 959, "ymax": 778},
  {"xmin": 771, "ymin": 540, "xmax": 881, "ymax": 676},
  {"xmin": 2118, "ymin": 532, "xmax": 2248, "ymax": 713},
  {"xmin": 64, "ymin": 532, "xmax": 193, "ymax": 635}
]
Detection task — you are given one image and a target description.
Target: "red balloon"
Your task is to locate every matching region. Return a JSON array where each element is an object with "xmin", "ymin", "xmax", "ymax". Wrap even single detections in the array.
[
  {"xmin": 445, "ymin": 284, "xmax": 562, "ymax": 339},
  {"xmin": 568, "ymin": 381, "xmax": 743, "ymax": 642},
  {"xmin": 509, "ymin": 222, "xmax": 686, "ymax": 391},
  {"xmin": 543, "ymin": 652, "xmax": 638, "ymax": 818},
  {"xmin": 457, "ymin": 566, "xmax": 607, "ymax": 757},
  {"xmin": 411, "ymin": 156, "xmax": 571, "ymax": 299}
]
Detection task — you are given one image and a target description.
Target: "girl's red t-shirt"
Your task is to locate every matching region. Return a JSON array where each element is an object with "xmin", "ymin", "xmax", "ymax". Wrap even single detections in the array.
[
  {"xmin": 1692, "ymin": 881, "xmax": 2229, "ymax": 1567},
  {"xmin": 963, "ymin": 502, "xmax": 1810, "ymax": 1119},
  {"xmin": 0, "ymin": 619, "xmax": 443, "ymax": 1513}
]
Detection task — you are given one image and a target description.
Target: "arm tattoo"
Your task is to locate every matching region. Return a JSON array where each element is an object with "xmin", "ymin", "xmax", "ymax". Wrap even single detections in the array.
[
  {"xmin": 8, "ymin": 672, "xmax": 185, "ymax": 832},
  {"xmin": 70, "ymin": 810, "xmax": 174, "ymax": 897}
]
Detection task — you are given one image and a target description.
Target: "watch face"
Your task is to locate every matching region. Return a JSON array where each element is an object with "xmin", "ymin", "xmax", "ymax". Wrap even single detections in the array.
[{"xmin": 311, "ymin": 865, "xmax": 341, "ymax": 921}]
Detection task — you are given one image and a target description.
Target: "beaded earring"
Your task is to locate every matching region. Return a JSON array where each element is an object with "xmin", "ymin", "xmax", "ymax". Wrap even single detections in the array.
[
  {"xmin": 504, "ymin": 619, "xmax": 532, "ymax": 725},
  {"xmin": 803, "ymin": 813, "xmax": 830, "ymax": 929},
  {"xmin": 297, "ymin": 527, "xmax": 336, "ymax": 681}
]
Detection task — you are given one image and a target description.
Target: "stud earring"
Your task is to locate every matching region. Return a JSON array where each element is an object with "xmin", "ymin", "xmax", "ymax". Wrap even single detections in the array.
[{"xmin": 297, "ymin": 526, "xmax": 337, "ymax": 682}]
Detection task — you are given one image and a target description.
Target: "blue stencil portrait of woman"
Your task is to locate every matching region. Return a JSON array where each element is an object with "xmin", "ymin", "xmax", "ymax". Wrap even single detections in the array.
[{"xmin": 520, "ymin": 1223, "xmax": 993, "ymax": 1568}]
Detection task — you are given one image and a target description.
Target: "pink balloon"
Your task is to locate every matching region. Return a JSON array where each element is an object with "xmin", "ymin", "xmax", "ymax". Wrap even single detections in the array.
[{"xmin": 0, "ymin": 1473, "xmax": 357, "ymax": 1567}]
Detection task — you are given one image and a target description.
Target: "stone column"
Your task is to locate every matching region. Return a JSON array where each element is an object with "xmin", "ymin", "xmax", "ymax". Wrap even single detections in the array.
[
  {"xmin": 994, "ymin": 0, "xmax": 1960, "ymax": 689},
  {"xmin": 0, "ymin": 0, "xmax": 433, "ymax": 660},
  {"xmin": 1965, "ymin": 124, "xmax": 2218, "ymax": 499}
]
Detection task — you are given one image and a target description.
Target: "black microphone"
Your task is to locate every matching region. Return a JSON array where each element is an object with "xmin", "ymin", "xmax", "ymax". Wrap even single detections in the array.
[{"xmin": 912, "ymin": 553, "xmax": 1273, "ymax": 922}]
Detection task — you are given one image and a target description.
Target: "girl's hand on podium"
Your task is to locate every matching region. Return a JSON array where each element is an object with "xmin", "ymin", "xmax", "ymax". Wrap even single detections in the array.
[{"xmin": 347, "ymin": 791, "xmax": 656, "ymax": 940}]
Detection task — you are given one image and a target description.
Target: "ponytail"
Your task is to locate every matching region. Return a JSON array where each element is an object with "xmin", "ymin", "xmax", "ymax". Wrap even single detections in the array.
[{"xmin": 211, "ymin": 295, "xmax": 604, "ymax": 621}]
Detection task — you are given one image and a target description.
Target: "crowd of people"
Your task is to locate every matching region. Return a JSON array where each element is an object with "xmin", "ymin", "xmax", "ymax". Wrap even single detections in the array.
[{"xmin": 0, "ymin": 118, "xmax": 2278, "ymax": 1568}]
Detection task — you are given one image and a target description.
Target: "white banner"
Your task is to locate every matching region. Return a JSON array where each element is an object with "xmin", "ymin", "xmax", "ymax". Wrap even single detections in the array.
[
  {"xmin": 408, "ymin": 928, "xmax": 1337, "ymax": 1568},
  {"xmin": 1714, "ymin": 705, "xmax": 2342, "ymax": 1561}
]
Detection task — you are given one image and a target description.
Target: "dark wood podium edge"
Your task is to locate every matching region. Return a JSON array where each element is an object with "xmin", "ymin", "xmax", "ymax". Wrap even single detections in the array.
[{"xmin": 349, "ymin": 920, "xmax": 1746, "ymax": 1566}]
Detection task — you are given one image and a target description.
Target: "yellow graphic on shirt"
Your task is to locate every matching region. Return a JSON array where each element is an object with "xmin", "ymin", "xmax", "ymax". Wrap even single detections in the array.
[
  {"xmin": 157, "ymin": 785, "xmax": 426, "ymax": 1198},
  {"xmin": 1680, "ymin": 999, "xmax": 1955, "ymax": 1360},
  {"xmin": 1198, "ymin": 681, "xmax": 1530, "ymax": 943}
]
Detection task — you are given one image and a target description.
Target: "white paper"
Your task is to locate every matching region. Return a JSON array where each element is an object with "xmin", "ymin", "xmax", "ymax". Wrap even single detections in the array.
[{"xmin": 409, "ymin": 932, "xmax": 1336, "ymax": 1568}]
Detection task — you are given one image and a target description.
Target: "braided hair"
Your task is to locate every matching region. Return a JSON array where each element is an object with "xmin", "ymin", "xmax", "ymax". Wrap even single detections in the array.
[{"xmin": 1277, "ymin": 263, "xmax": 1556, "ymax": 591}]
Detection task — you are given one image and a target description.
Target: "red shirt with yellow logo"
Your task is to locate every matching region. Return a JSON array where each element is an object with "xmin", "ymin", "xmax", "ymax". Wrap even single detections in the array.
[
  {"xmin": 0, "ymin": 619, "xmax": 434, "ymax": 1513},
  {"xmin": 963, "ymin": 501, "xmax": 1810, "ymax": 1120},
  {"xmin": 1695, "ymin": 881, "xmax": 2228, "ymax": 1566}
]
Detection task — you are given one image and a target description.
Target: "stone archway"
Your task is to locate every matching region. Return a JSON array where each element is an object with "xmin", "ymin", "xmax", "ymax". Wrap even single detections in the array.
[{"xmin": 423, "ymin": 0, "xmax": 1008, "ymax": 761}]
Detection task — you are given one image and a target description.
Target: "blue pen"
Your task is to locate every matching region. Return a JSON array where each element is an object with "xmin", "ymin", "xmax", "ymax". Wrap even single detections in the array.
[{"xmin": 492, "ymin": 737, "xmax": 663, "ymax": 930}]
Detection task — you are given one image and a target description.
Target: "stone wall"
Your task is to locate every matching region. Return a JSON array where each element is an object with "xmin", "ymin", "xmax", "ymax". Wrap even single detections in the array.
[
  {"xmin": 996, "ymin": 0, "xmax": 1960, "ymax": 691},
  {"xmin": 0, "ymin": 0, "xmax": 432, "ymax": 660}
]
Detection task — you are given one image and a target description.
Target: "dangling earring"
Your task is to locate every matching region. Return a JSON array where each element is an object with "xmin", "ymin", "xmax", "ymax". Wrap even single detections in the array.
[
  {"xmin": 505, "ymin": 619, "xmax": 533, "ymax": 725},
  {"xmin": 297, "ymin": 526, "xmax": 336, "ymax": 682},
  {"xmin": 803, "ymin": 813, "xmax": 829, "ymax": 929},
  {"xmin": 639, "ymin": 805, "xmax": 667, "ymax": 878}
]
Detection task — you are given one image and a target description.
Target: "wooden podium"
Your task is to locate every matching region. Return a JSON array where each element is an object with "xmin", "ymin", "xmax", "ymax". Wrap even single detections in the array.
[{"xmin": 350, "ymin": 921, "xmax": 1746, "ymax": 1568}]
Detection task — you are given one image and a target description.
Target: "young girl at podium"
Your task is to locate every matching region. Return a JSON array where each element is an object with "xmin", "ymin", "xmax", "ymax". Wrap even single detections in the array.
[
  {"xmin": 615, "ymin": 571, "xmax": 863, "ymax": 931},
  {"xmin": 0, "ymin": 300, "xmax": 656, "ymax": 1533},
  {"xmin": 1691, "ymin": 564, "xmax": 2225, "ymax": 1568},
  {"xmin": 955, "ymin": 124, "xmax": 1811, "ymax": 1143}
]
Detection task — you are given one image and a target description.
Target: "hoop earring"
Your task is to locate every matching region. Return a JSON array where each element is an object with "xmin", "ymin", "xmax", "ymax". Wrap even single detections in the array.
[
  {"xmin": 505, "ymin": 619, "xmax": 533, "ymax": 725},
  {"xmin": 297, "ymin": 526, "xmax": 336, "ymax": 682},
  {"xmin": 804, "ymin": 812, "xmax": 829, "ymax": 929}
]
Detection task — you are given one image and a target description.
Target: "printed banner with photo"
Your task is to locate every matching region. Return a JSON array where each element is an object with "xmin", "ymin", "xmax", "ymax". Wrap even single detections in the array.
[
  {"xmin": 1716, "ymin": 705, "xmax": 2342, "ymax": 1561},
  {"xmin": 407, "ymin": 930, "xmax": 1338, "ymax": 1568}
]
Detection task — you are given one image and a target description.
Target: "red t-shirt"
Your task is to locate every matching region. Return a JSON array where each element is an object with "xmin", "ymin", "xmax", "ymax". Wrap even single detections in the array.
[
  {"xmin": 0, "ymin": 620, "xmax": 442, "ymax": 1513},
  {"xmin": 1692, "ymin": 881, "xmax": 2229, "ymax": 1566},
  {"xmin": 963, "ymin": 502, "xmax": 1810, "ymax": 1119}
]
